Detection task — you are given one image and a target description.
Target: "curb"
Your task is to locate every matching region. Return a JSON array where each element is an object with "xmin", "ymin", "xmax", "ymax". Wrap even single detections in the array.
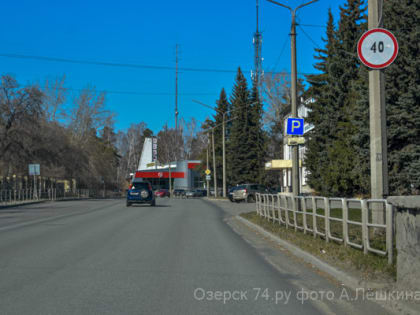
[
  {"xmin": 0, "ymin": 198, "xmax": 91, "ymax": 209},
  {"xmin": 0, "ymin": 200, "xmax": 48, "ymax": 209},
  {"xmin": 235, "ymin": 215, "xmax": 375, "ymax": 289},
  {"xmin": 236, "ymin": 215, "xmax": 420, "ymax": 315}
]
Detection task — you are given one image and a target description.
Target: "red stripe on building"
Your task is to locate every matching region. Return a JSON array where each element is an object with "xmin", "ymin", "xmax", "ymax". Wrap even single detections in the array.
[
  {"xmin": 188, "ymin": 163, "xmax": 200, "ymax": 169},
  {"xmin": 135, "ymin": 171, "xmax": 185, "ymax": 179}
]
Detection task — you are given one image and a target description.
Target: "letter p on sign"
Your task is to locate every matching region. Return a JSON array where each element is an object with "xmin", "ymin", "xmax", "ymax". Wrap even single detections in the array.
[{"xmin": 287, "ymin": 118, "xmax": 304, "ymax": 136}]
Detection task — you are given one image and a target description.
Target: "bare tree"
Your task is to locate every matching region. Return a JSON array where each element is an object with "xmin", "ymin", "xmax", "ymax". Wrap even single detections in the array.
[
  {"xmin": 262, "ymin": 71, "xmax": 291, "ymax": 128},
  {"xmin": 66, "ymin": 87, "xmax": 113, "ymax": 148},
  {"xmin": 183, "ymin": 118, "xmax": 198, "ymax": 159},
  {"xmin": 42, "ymin": 75, "xmax": 67, "ymax": 122},
  {"xmin": 0, "ymin": 75, "xmax": 43, "ymax": 173}
]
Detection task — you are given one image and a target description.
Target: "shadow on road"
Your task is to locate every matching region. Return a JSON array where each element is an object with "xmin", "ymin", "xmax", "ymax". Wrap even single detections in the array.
[{"xmin": 130, "ymin": 204, "xmax": 171, "ymax": 208}]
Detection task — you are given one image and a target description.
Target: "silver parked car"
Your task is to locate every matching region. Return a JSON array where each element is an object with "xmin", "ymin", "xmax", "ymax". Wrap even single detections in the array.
[{"xmin": 232, "ymin": 184, "xmax": 269, "ymax": 203}]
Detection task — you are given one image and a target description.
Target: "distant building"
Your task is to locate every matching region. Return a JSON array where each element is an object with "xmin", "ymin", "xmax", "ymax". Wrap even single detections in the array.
[{"xmin": 132, "ymin": 137, "xmax": 202, "ymax": 190}]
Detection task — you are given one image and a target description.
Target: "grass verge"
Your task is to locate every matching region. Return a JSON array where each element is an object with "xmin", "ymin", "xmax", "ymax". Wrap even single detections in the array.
[{"xmin": 240, "ymin": 211, "xmax": 396, "ymax": 282}]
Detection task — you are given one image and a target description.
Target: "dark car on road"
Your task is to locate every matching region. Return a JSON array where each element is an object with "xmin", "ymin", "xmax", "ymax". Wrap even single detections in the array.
[
  {"xmin": 126, "ymin": 181, "xmax": 155, "ymax": 207},
  {"xmin": 185, "ymin": 189, "xmax": 205, "ymax": 198},
  {"xmin": 195, "ymin": 189, "xmax": 207, "ymax": 197}
]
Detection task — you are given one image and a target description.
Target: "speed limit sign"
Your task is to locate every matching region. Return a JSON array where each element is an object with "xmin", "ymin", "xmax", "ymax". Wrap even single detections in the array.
[{"xmin": 357, "ymin": 28, "xmax": 398, "ymax": 69}]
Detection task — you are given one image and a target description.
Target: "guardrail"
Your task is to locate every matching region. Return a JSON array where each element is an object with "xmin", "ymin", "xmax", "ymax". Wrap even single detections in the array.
[
  {"xmin": 256, "ymin": 193, "xmax": 394, "ymax": 265},
  {"xmin": 0, "ymin": 189, "xmax": 90, "ymax": 206}
]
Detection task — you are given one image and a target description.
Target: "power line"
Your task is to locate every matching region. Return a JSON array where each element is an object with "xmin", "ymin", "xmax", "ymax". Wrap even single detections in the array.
[
  {"xmin": 298, "ymin": 23, "xmax": 325, "ymax": 28},
  {"xmin": 298, "ymin": 25, "xmax": 357, "ymax": 58},
  {"xmin": 25, "ymin": 84, "xmax": 218, "ymax": 97},
  {"xmin": 0, "ymin": 52, "xmax": 317, "ymax": 76},
  {"xmin": 0, "ymin": 53, "xmax": 235, "ymax": 73},
  {"xmin": 270, "ymin": 35, "xmax": 289, "ymax": 72},
  {"xmin": 297, "ymin": 24, "xmax": 322, "ymax": 50}
]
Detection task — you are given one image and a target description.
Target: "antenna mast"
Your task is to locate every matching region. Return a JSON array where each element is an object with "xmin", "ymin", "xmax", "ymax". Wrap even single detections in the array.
[{"xmin": 253, "ymin": 0, "xmax": 263, "ymax": 92}]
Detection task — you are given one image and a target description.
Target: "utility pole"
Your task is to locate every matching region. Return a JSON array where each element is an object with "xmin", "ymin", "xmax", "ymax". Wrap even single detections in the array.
[
  {"xmin": 172, "ymin": 44, "xmax": 179, "ymax": 195},
  {"xmin": 212, "ymin": 130, "xmax": 218, "ymax": 198},
  {"xmin": 222, "ymin": 113, "xmax": 226, "ymax": 198},
  {"xmin": 369, "ymin": 0, "xmax": 388, "ymax": 224},
  {"xmin": 267, "ymin": 0, "xmax": 318, "ymax": 196},
  {"xmin": 206, "ymin": 135, "xmax": 210, "ymax": 197},
  {"xmin": 175, "ymin": 44, "xmax": 179, "ymax": 132},
  {"xmin": 194, "ymin": 99, "xmax": 250, "ymax": 198}
]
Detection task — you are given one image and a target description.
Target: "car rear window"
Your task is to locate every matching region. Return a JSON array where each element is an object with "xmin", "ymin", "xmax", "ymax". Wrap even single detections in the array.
[
  {"xmin": 236, "ymin": 185, "xmax": 246, "ymax": 190},
  {"xmin": 132, "ymin": 183, "xmax": 149, "ymax": 190}
]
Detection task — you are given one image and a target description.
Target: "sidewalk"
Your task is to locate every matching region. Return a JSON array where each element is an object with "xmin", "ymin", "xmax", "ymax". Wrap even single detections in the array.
[{"xmin": 207, "ymin": 198, "xmax": 420, "ymax": 315}]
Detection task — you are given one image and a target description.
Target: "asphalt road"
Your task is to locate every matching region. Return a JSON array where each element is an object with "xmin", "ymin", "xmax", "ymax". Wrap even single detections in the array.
[{"xmin": 0, "ymin": 198, "xmax": 390, "ymax": 314}]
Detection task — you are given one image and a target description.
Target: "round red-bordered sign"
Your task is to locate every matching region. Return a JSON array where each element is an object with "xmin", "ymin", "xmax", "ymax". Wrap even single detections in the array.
[{"xmin": 357, "ymin": 28, "xmax": 398, "ymax": 69}]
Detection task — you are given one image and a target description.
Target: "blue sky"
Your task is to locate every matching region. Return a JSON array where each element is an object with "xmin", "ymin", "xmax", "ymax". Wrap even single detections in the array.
[{"xmin": 0, "ymin": 0, "xmax": 349, "ymax": 134}]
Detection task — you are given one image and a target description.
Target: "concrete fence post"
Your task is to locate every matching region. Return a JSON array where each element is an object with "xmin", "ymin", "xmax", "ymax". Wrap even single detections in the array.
[
  {"xmin": 342, "ymin": 198, "xmax": 348, "ymax": 247},
  {"xmin": 284, "ymin": 196, "xmax": 290, "ymax": 229},
  {"xmin": 361, "ymin": 200, "xmax": 369, "ymax": 255},
  {"xmin": 324, "ymin": 197, "xmax": 330, "ymax": 243},
  {"xmin": 385, "ymin": 202, "xmax": 394, "ymax": 265},
  {"xmin": 292, "ymin": 197, "xmax": 298, "ymax": 231},
  {"xmin": 271, "ymin": 195, "xmax": 276, "ymax": 222},
  {"xmin": 302, "ymin": 197, "xmax": 307, "ymax": 234},
  {"xmin": 312, "ymin": 197, "xmax": 317, "ymax": 238},
  {"xmin": 387, "ymin": 196, "xmax": 420, "ymax": 289}
]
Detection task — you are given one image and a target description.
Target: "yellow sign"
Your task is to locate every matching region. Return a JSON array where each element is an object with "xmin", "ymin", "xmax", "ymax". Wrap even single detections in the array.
[
  {"xmin": 265, "ymin": 160, "xmax": 302, "ymax": 170},
  {"xmin": 287, "ymin": 137, "xmax": 305, "ymax": 146},
  {"xmin": 205, "ymin": 169, "xmax": 211, "ymax": 175}
]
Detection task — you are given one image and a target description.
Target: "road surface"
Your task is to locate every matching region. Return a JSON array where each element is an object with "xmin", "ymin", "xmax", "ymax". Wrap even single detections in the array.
[{"xmin": 0, "ymin": 198, "xmax": 390, "ymax": 314}]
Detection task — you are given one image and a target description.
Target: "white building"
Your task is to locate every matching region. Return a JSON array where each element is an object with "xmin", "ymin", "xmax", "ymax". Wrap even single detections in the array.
[{"xmin": 281, "ymin": 97, "xmax": 314, "ymax": 193}]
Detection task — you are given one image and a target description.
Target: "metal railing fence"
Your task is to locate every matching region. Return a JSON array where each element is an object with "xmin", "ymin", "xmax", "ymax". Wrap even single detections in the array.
[
  {"xmin": 0, "ymin": 189, "xmax": 90, "ymax": 206},
  {"xmin": 256, "ymin": 193, "xmax": 394, "ymax": 265}
]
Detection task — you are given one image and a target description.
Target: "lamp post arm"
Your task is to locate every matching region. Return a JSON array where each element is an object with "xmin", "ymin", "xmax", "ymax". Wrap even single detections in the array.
[
  {"xmin": 295, "ymin": 0, "xmax": 318, "ymax": 13},
  {"xmin": 192, "ymin": 99, "xmax": 224, "ymax": 115},
  {"xmin": 201, "ymin": 116, "xmax": 238, "ymax": 134},
  {"xmin": 266, "ymin": 0, "xmax": 291, "ymax": 11}
]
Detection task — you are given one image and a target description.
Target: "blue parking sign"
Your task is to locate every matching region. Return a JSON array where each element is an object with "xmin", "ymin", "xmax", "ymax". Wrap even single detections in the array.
[{"xmin": 287, "ymin": 118, "xmax": 304, "ymax": 135}]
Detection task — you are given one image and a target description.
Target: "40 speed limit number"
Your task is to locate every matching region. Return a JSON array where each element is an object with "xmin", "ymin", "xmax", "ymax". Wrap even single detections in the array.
[{"xmin": 357, "ymin": 28, "xmax": 398, "ymax": 69}]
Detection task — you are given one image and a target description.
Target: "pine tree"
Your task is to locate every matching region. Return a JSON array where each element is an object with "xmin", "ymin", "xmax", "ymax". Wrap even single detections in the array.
[
  {"xmin": 305, "ymin": 9, "xmax": 341, "ymax": 195},
  {"xmin": 305, "ymin": 1, "xmax": 368, "ymax": 197},
  {"xmin": 323, "ymin": 0, "xmax": 367, "ymax": 197},
  {"xmin": 213, "ymin": 88, "xmax": 229, "ymax": 188},
  {"xmin": 227, "ymin": 68, "xmax": 251, "ymax": 185},
  {"xmin": 247, "ymin": 83, "xmax": 266, "ymax": 184},
  {"xmin": 383, "ymin": 0, "xmax": 420, "ymax": 194},
  {"xmin": 305, "ymin": 9, "xmax": 335, "ymax": 194}
]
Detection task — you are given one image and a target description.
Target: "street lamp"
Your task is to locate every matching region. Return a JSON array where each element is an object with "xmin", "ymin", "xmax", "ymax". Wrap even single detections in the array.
[
  {"xmin": 201, "ymin": 116, "xmax": 239, "ymax": 198},
  {"xmin": 193, "ymin": 100, "xmax": 233, "ymax": 198},
  {"xmin": 206, "ymin": 135, "xmax": 210, "ymax": 197},
  {"xmin": 267, "ymin": 0, "xmax": 318, "ymax": 196},
  {"xmin": 194, "ymin": 99, "xmax": 260, "ymax": 198}
]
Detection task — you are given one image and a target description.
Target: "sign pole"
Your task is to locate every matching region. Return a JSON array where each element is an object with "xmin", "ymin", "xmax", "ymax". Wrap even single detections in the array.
[
  {"xmin": 212, "ymin": 130, "xmax": 218, "ymax": 198},
  {"xmin": 290, "ymin": 10, "xmax": 300, "ymax": 197},
  {"xmin": 206, "ymin": 135, "xmax": 210, "ymax": 197},
  {"xmin": 369, "ymin": 0, "xmax": 388, "ymax": 224}
]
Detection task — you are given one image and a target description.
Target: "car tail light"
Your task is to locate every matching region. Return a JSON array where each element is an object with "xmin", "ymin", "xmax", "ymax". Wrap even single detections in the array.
[
  {"xmin": 244, "ymin": 188, "xmax": 247, "ymax": 193},
  {"xmin": 148, "ymin": 183, "xmax": 152, "ymax": 190}
]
